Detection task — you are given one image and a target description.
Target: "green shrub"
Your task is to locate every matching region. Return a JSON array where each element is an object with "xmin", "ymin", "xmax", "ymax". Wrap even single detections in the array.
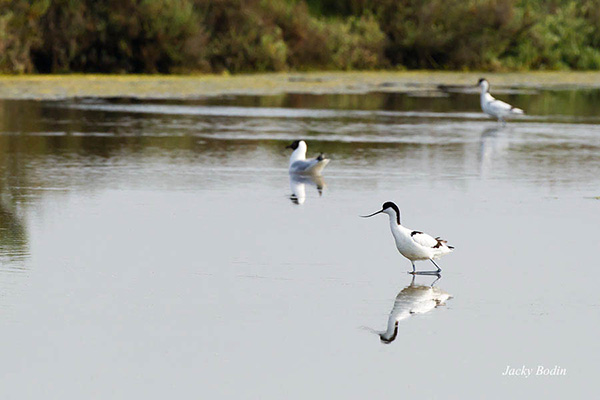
[
  {"xmin": 29, "ymin": 0, "xmax": 208, "ymax": 73},
  {"xmin": 327, "ymin": 14, "xmax": 386, "ymax": 70},
  {"xmin": 196, "ymin": 0, "xmax": 292, "ymax": 72},
  {"xmin": 0, "ymin": 0, "xmax": 49, "ymax": 73},
  {"xmin": 2, "ymin": 0, "xmax": 600, "ymax": 73},
  {"xmin": 501, "ymin": 1, "xmax": 600, "ymax": 70},
  {"xmin": 371, "ymin": 0, "xmax": 524, "ymax": 70}
]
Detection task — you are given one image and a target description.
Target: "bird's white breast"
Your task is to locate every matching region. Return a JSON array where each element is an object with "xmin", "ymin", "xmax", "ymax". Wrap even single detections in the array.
[{"xmin": 389, "ymin": 223, "xmax": 432, "ymax": 260}]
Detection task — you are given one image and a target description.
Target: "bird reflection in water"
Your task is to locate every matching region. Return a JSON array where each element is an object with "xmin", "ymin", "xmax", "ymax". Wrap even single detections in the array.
[
  {"xmin": 289, "ymin": 173, "xmax": 325, "ymax": 205},
  {"xmin": 479, "ymin": 126, "xmax": 509, "ymax": 177},
  {"xmin": 0, "ymin": 198, "xmax": 28, "ymax": 265},
  {"xmin": 377, "ymin": 274, "xmax": 452, "ymax": 344}
]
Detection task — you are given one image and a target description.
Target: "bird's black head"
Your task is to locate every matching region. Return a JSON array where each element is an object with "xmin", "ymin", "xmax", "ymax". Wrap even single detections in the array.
[
  {"xmin": 382, "ymin": 201, "xmax": 401, "ymax": 225},
  {"xmin": 382, "ymin": 201, "xmax": 398, "ymax": 211},
  {"xmin": 477, "ymin": 78, "xmax": 487, "ymax": 85},
  {"xmin": 379, "ymin": 321, "xmax": 399, "ymax": 344},
  {"xmin": 286, "ymin": 140, "xmax": 301, "ymax": 150},
  {"xmin": 361, "ymin": 201, "xmax": 401, "ymax": 224}
]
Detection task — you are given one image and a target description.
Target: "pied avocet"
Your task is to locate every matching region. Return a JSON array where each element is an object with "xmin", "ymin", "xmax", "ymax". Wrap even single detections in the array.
[
  {"xmin": 478, "ymin": 78, "xmax": 524, "ymax": 124},
  {"xmin": 361, "ymin": 202, "xmax": 454, "ymax": 274}
]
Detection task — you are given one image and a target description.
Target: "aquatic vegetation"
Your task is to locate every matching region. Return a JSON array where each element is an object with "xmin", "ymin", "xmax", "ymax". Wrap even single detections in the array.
[{"xmin": 0, "ymin": 71, "xmax": 600, "ymax": 100}]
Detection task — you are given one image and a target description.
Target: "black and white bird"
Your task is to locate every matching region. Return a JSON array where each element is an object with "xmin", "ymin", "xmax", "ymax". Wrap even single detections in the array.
[
  {"xmin": 379, "ymin": 277, "xmax": 452, "ymax": 343},
  {"xmin": 361, "ymin": 202, "xmax": 454, "ymax": 274},
  {"xmin": 478, "ymin": 78, "xmax": 524, "ymax": 124},
  {"xmin": 286, "ymin": 140, "xmax": 329, "ymax": 174}
]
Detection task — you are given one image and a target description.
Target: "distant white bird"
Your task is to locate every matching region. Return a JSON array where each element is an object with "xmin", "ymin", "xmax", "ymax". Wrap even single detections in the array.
[
  {"xmin": 478, "ymin": 78, "xmax": 524, "ymax": 124},
  {"xmin": 286, "ymin": 140, "xmax": 329, "ymax": 174},
  {"xmin": 361, "ymin": 201, "xmax": 454, "ymax": 274},
  {"xmin": 379, "ymin": 277, "xmax": 452, "ymax": 343}
]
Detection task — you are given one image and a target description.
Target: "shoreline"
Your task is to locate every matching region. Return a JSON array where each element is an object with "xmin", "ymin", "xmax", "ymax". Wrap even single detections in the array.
[{"xmin": 0, "ymin": 71, "xmax": 599, "ymax": 100}]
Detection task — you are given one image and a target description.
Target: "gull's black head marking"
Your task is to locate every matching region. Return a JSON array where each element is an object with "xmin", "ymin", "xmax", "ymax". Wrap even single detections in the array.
[{"xmin": 286, "ymin": 140, "xmax": 301, "ymax": 150}]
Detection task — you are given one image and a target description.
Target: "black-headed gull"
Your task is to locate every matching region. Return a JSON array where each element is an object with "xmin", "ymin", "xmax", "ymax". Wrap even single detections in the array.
[{"xmin": 286, "ymin": 140, "xmax": 330, "ymax": 174}]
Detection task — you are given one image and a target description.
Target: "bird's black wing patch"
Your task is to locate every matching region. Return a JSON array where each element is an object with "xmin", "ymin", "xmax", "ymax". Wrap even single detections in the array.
[
  {"xmin": 433, "ymin": 236, "xmax": 450, "ymax": 248},
  {"xmin": 410, "ymin": 231, "xmax": 423, "ymax": 237}
]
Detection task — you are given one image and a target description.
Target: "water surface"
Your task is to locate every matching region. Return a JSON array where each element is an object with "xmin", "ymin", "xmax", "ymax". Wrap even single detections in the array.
[{"xmin": 0, "ymin": 87, "xmax": 598, "ymax": 398}]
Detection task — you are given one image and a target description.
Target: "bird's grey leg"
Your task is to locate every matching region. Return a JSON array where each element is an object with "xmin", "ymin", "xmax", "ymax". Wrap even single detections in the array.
[
  {"xmin": 430, "ymin": 259, "xmax": 442, "ymax": 273},
  {"xmin": 414, "ymin": 260, "xmax": 441, "ymax": 275},
  {"xmin": 408, "ymin": 262, "xmax": 416, "ymax": 274}
]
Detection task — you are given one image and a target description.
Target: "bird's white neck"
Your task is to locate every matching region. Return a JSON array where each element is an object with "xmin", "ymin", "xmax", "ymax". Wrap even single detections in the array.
[
  {"xmin": 289, "ymin": 142, "xmax": 307, "ymax": 166},
  {"xmin": 481, "ymin": 90, "xmax": 494, "ymax": 108},
  {"xmin": 384, "ymin": 209, "xmax": 401, "ymax": 227},
  {"xmin": 479, "ymin": 81, "xmax": 490, "ymax": 95}
]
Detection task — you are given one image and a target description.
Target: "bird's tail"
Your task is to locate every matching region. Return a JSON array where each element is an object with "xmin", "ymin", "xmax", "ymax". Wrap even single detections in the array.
[
  {"xmin": 510, "ymin": 106, "xmax": 524, "ymax": 115},
  {"xmin": 434, "ymin": 237, "xmax": 454, "ymax": 251}
]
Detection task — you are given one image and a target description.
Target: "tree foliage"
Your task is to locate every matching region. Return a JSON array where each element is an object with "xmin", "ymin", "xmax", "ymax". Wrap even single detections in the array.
[{"xmin": 0, "ymin": 0, "xmax": 599, "ymax": 73}]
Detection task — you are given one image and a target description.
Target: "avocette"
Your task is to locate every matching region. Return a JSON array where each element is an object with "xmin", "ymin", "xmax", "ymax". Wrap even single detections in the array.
[
  {"xmin": 478, "ymin": 78, "xmax": 524, "ymax": 124},
  {"xmin": 286, "ymin": 140, "xmax": 330, "ymax": 174},
  {"xmin": 361, "ymin": 202, "xmax": 454, "ymax": 274}
]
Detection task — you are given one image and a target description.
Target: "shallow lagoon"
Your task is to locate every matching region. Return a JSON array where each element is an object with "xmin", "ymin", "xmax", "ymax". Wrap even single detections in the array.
[{"xmin": 0, "ymin": 78, "xmax": 599, "ymax": 398}]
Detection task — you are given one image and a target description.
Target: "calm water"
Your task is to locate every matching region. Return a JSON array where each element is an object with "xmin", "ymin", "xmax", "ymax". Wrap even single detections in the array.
[{"xmin": 0, "ymin": 87, "xmax": 599, "ymax": 398}]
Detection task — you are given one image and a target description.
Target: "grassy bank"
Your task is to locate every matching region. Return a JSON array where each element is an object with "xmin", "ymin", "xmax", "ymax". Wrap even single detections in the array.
[
  {"xmin": 2, "ymin": 1, "xmax": 600, "ymax": 74},
  {"xmin": 1, "ymin": 71, "xmax": 600, "ymax": 100}
]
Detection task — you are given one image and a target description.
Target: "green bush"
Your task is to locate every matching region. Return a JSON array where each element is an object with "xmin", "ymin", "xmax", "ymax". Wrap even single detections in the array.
[
  {"xmin": 327, "ymin": 14, "xmax": 386, "ymax": 70},
  {"xmin": 500, "ymin": 1, "xmax": 600, "ymax": 70},
  {"xmin": 28, "ymin": 0, "xmax": 208, "ymax": 73},
  {"xmin": 197, "ymin": 0, "xmax": 290, "ymax": 72},
  {"xmin": 370, "ymin": 0, "xmax": 524, "ymax": 70},
  {"xmin": 2, "ymin": 0, "xmax": 600, "ymax": 73},
  {"xmin": 0, "ymin": 0, "xmax": 49, "ymax": 73},
  {"xmin": 266, "ymin": 1, "xmax": 331, "ymax": 70}
]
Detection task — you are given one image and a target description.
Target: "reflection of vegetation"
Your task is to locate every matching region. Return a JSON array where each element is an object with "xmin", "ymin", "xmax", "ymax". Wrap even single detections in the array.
[
  {"xmin": 2, "ymin": 1, "xmax": 600, "ymax": 73},
  {"xmin": 0, "ymin": 200, "xmax": 28, "ymax": 265},
  {"xmin": 0, "ymin": 103, "xmax": 30, "ymax": 264},
  {"xmin": 227, "ymin": 89, "xmax": 600, "ymax": 118}
]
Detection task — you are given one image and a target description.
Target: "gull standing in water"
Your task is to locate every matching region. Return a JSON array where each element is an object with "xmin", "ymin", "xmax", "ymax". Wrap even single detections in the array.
[
  {"xmin": 478, "ymin": 78, "xmax": 524, "ymax": 125},
  {"xmin": 286, "ymin": 140, "xmax": 330, "ymax": 174},
  {"xmin": 361, "ymin": 202, "xmax": 454, "ymax": 274}
]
